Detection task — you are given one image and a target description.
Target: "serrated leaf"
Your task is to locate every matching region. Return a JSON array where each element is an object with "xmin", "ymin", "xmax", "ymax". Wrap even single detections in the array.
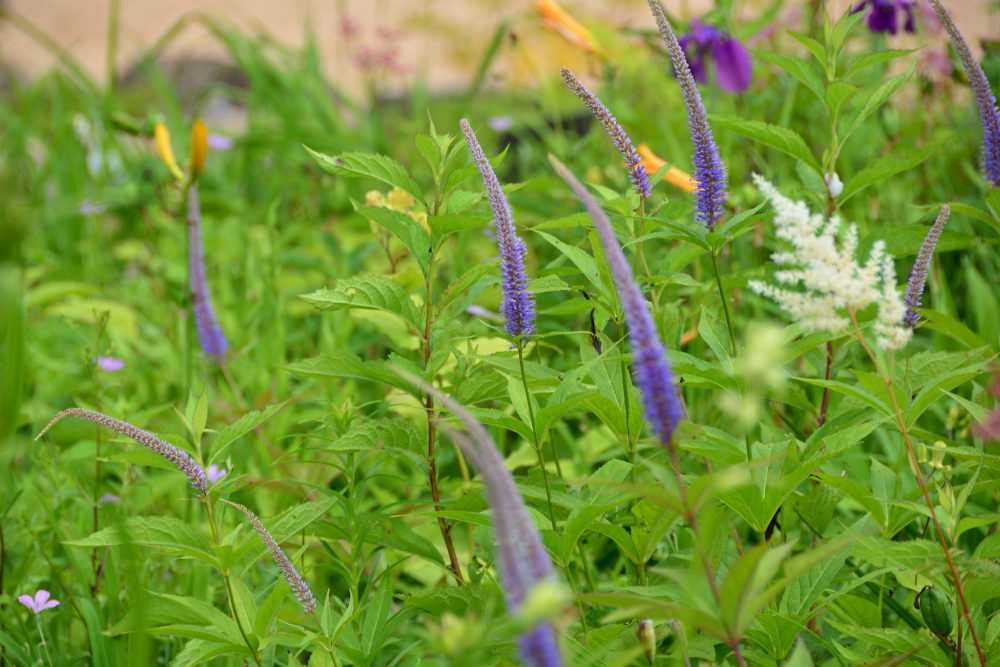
[
  {"xmin": 841, "ymin": 65, "xmax": 914, "ymax": 142},
  {"xmin": 306, "ymin": 147, "xmax": 423, "ymax": 203},
  {"xmin": 712, "ymin": 116, "xmax": 821, "ymax": 176},
  {"xmin": 211, "ymin": 403, "xmax": 286, "ymax": 463},
  {"xmin": 839, "ymin": 145, "xmax": 936, "ymax": 204},
  {"xmin": 302, "ymin": 275, "xmax": 423, "ymax": 332}
]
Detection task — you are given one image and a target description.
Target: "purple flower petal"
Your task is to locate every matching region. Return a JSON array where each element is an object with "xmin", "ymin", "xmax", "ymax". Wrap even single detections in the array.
[
  {"xmin": 96, "ymin": 356, "xmax": 125, "ymax": 372},
  {"xmin": 208, "ymin": 134, "xmax": 234, "ymax": 151},
  {"xmin": 42, "ymin": 600, "xmax": 61, "ymax": 610},
  {"xmin": 207, "ymin": 464, "xmax": 228, "ymax": 483},
  {"xmin": 36, "ymin": 590, "xmax": 51, "ymax": 605},
  {"xmin": 18, "ymin": 595, "xmax": 35, "ymax": 610},
  {"xmin": 711, "ymin": 36, "xmax": 753, "ymax": 93}
]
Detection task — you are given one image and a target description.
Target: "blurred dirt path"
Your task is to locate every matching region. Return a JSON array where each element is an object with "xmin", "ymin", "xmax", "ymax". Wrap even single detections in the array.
[{"xmin": 1, "ymin": 1, "xmax": 996, "ymax": 94}]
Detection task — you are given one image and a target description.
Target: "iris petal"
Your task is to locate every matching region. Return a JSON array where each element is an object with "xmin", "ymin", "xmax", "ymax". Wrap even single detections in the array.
[{"xmin": 711, "ymin": 37, "xmax": 753, "ymax": 93}]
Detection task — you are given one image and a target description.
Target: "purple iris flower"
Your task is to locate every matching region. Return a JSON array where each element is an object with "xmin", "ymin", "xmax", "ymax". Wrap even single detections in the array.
[
  {"xmin": 850, "ymin": 0, "xmax": 917, "ymax": 35},
  {"xmin": 678, "ymin": 20, "xmax": 753, "ymax": 94}
]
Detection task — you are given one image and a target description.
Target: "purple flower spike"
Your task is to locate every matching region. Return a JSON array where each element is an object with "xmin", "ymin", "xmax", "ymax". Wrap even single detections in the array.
[
  {"xmin": 560, "ymin": 68, "xmax": 650, "ymax": 201},
  {"xmin": 403, "ymin": 372, "xmax": 562, "ymax": 667},
  {"xmin": 902, "ymin": 205, "xmax": 950, "ymax": 328},
  {"xmin": 36, "ymin": 408, "xmax": 209, "ymax": 493},
  {"xmin": 18, "ymin": 590, "xmax": 60, "ymax": 614},
  {"xmin": 550, "ymin": 157, "xmax": 683, "ymax": 448},
  {"xmin": 188, "ymin": 187, "xmax": 230, "ymax": 359},
  {"xmin": 679, "ymin": 20, "xmax": 753, "ymax": 94},
  {"xmin": 647, "ymin": 1, "xmax": 728, "ymax": 230},
  {"xmin": 928, "ymin": 0, "xmax": 1000, "ymax": 186},
  {"xmin": 460, "ymin": 119, "xmax": 537, "ymax": 340}
]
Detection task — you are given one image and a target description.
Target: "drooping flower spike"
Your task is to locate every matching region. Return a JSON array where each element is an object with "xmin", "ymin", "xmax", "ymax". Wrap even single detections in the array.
[
  {"xmin": 902, "ymin": 206, "xmax": 950, "ymax": 328},
  {"xmin": 678, "ymin": 19, "xmax": 753, "ymax": 94},
  {"xmin": 560, "ymin": 68, "xmax": 650, "ymax": 201},
  {"xmin": 226, "ymin": 502, "xmax": 317, "ymax": 613},
  {"xmin": 927, "ymin": 0, "xmax": 1000, "ymax": 186},
  {"xmin": 460, "ymin": 119, "xmax": 537, "ymax": 340},
  {"xmin": 398, "ymin": 369, "xmax": 562, "ymax": 667},
  {"xmin": 850, "ymin": 1, "xmax": 917, "ymax": 35},
  {"xmin": 18, "ymin": 590, "xmax": 60, "ymax": 614},
  {"xmin": 646, "ymin": 0, "xmax": 728, "ymax": 230},
  {"xmin": 550, "ymin": 156, "xmax": 683, "ymax": 448},
  {"xmin": 36, "ymin": 408, "xmax": 209, "ymax": 492}
]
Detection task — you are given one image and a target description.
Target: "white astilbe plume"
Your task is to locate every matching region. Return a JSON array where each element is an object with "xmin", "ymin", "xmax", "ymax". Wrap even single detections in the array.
[{"xmin": 748, "ymin": 176, "xmax": 911, "ymax": 351}]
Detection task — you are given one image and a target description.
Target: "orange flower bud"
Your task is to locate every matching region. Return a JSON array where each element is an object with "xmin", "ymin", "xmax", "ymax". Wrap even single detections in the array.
[
  {"xmin": 188, "ymin": 119, "xmax": 209, "ymax": 184},
  {"xmin": 536, "ymin": 0, "xmax": 600, "ymax": 55},
  {"xmin": 637, "ymin": 143, "xmax": 696, "ymax": 193}
]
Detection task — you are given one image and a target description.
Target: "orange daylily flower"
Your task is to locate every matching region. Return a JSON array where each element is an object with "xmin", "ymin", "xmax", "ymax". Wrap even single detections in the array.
[
  {"xmin": 638, "ymin": 143, "xmax": 696, "ymax": 194},
  {"xmin": 536, "ymin": 0, "xmax": 600, "ymax": 55}
]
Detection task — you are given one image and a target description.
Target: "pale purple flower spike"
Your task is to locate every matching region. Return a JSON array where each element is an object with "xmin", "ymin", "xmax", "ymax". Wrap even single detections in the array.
[
  {"xmin": 188, "ymin": 186, "xmax": 230, "ymax": 359},
  {"xmin": 18, "ymin": 590, "xmax": 60, "ymax": 614},
  {"xmin": 902, "ymin": 205, "xmax": 950, "ymax": 328}
]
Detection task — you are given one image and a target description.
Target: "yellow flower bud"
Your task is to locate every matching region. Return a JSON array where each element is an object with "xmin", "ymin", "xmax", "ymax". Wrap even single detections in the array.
[
  {"xmin": 154, "ymin": 123, "xmax": 185, "ymax": 182},
  {"xmin": 188, "ymin": 119, "xmax": 209, "ymax": 184}
]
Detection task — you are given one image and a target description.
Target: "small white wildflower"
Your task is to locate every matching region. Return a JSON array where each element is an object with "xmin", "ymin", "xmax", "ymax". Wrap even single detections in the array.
[
  {"xmin": 825, "ymin": 172, "xmax": 844, "ymax": 198},
  {"xmin": 750, "ymin": 176, "xmax": 909, "ymax": 352}
]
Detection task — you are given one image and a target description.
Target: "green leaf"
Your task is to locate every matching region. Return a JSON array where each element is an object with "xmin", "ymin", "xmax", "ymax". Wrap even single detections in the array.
[
  {"xmin": 285, "ymin": 351, "xmax": 412, "ymax": 393},
  {"xmin": 65, "ymin": 517, "xmax": 219, "ymax": 568},
  {"xmin": 536, "ymin": 231, "xmax": 609, "ymax": 304},
  {"xmin": 841, "ymin": 64, "xmax": 914, "ymax": 143},
  {"xmin": 306, "ymin": 147, "xmax": 423, "ymax": 203},
  {"xmin": 211, "ymin": 403, "xmax": 286, "ymax": 463},
  {"xmin": 843, "ymin": 49, "xmax": 916, "ymax": 80},
  {"xmin": 358, "ymin": 206, "xmax": 432, "ymax": 276},
  {"xmin": 756, "ymin": 50, "xmax": 826, "ymax": 101},
  {"xmin": 711, "ymin": 116, "xmax": 822, "ymax": 176},
  {"xmin": 839, "ymin": 145, "xmax": 937, "ymax": 204},
  {"xmin": 302, "ymin": 275, "xmax": 423, "ymax": 332}
]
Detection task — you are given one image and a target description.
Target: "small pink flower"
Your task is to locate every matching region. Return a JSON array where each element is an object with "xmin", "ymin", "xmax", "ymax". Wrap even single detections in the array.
[
  {"xmin": 208, "ymin": 134, "xmax": 233, "ymax": 151},
  {"xmin": 18, "ymin": 590, "xmax": 60, "ymax": 614},
  {"xmin": 95, "ymin": 356, "xmax": 124, "ymax": 372},
  {"xmin": 98, "ymin": 493, "xmax": 120, "ymax": 507},
  {"xmin": 207, "ymin": 464, "xmax": 228, "ymax": 483}
]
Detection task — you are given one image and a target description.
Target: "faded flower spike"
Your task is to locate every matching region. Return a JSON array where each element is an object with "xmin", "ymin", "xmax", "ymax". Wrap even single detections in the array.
[
  {"xmin": 560, "ymin": 68, "xmax": 650, "ymax": 201},
  {"xmin": 460, "ymin": 119, "xmax": 536, "ymax": 339},
  {"xmin": 36, "ymin": 408, "xmax": 209, "ymax": 492},
  {"xmin": 551, "ymin": 156, "xmax": 683, "ymax": 447},
  {"xmin": 188, "ymin": 186, "xmax": 229, "ymax": 359},
  {"xmin": 647, "ymin": 0, "xmax": 728, "ymax": 230},
  {"xmin": 401, "ymin": 370, "xmax": 562, "ymax": 667},
  {"xmin": 748, "ymin": 176, "xmax": 911, "ymax": 351},
  {"xmin": 903, "ymin": 206, "xmax": 950, "ymax": 328},
  {"xmin": 227, "ymin": 502, "xmax": 318, "ymax": 613},
  {"xmin": 928, "ymin": 0, "xmax": 1000, "ymax": 186}
]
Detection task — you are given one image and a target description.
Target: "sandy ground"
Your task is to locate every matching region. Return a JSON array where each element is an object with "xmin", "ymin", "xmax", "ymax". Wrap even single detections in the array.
[{"xmin": 1, "ymin": 1, "xmax": 997, "ymax": 94}]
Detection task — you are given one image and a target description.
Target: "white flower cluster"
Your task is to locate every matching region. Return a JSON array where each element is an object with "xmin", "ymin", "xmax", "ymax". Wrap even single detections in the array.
[{"xmin": 748, "ymin": 175, "xmax": 911, "ymax": 351}]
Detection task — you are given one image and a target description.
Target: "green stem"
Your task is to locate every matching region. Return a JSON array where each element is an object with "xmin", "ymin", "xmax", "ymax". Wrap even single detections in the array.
[
  {"xmin": 518, "ymin": 342, "xmax": 557, "ymax": 530},
  {"xmin": 205, "ymin": 498, "xmax": 261, "ymax": 666},
  {"xmin": 709, "ymin": 251, "xmax": 736, "ymax": 356},
  {"xmin": 35, "ymin": 615, "xmax": 54, "ymax": 667}
]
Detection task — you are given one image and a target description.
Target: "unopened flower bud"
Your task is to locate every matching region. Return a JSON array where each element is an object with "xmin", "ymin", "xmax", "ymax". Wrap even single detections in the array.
[
  {"xmin": 637, "ymin": 619, "xmax": 656, "ymax": 664},
  {"xmin": 825, "ymin": 172, "xmax": 843, "ymax": 198}
]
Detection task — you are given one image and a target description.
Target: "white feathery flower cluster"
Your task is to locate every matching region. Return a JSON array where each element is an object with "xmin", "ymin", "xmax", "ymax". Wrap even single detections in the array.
[{"xmin": 748, "ymin": 175, "xmax": 911, "ymax": 351}]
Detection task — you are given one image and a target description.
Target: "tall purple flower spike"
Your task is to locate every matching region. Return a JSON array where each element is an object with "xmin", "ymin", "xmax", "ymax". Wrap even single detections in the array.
[
  {"xmin": 460, "ymin": 120, "xmax": 537, "ymax": 339},
  {"xmin": 902, "ymin": 205, "xmax": 950, "ymax": 328},
  {"xmin": 560, "ymin": 68, "xmax": 650, "ymax": 200},
  {"xmin": 850, "ymin": 1, "xmax": 917, "ymax": 35},
  {"xmin": 403, "ymin": 372, "xmax": 561, "ymax": 667},
  {"xmin": 647, "ymin": 1, "xmax": 728, "ymax": 230},
  {"xmin": 678, "ymin": 19, "xmax": 753, "ymax": 94},
  {"xmin": 36, "ymin": 408, "xmax": 209, "ymax": 492},
  {"xmin": 188, "ymin": 186, "xmax": 229, "ymax": 359},
  {"xmin": 550, "ymin": 157, "xmax": 683, "ymax": 448},
  {"xmin": 928, "ymin": 0, "xmax": 1000, "ymax": 186}
]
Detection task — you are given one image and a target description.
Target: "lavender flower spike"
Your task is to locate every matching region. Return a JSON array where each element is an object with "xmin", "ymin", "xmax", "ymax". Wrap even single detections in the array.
[
  {"xmin": 188, "ymin": 186, "xmax": 229, "ymax": 359},
  {"xmin": 227, "ymin": 502, "xmax": 318, "ymax": 613},
  {"xmin": 36, "ymin": 408, "xmax": 209, "ymax": 492},
  {"xmin": 460, "ymin": 119, "xmax": 536, "ymax": 339},
  {"xmin": 550, "ymin": 156, "xmax": 683, "ymax": 447},
  {"xmin": 400, "ymin": 371, "xmax": 561, "ymax": 666},
  {"xmin": 647, "ymin": 0, "xmax": 728, "ymax": 229},
  {"xmin": 903, "ymin": 205, "xmax": 950, "ymax": 328},
  {"xmin": 560, "ymin": 68, "xmax": 650, "ymax": 201},
  {"xmin": 928, "ymin": 0, "xmax": 1000, "ymax": 186}
]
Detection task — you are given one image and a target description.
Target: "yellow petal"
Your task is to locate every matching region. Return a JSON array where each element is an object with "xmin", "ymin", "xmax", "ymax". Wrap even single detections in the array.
[
  {"xmin": 154, "ymin": 123, "xmax": 185, "ymax": 181},
  {"xmin": 188, "ymin": 119, "xmax": 209, "ymax": 184},
  {"xmin": 637, "ymin": 143, "xmax": 696, "ymax": 194},
  {"xmin": 536, "ymin": 0, "xmax": 599, "ymax": 55}
]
